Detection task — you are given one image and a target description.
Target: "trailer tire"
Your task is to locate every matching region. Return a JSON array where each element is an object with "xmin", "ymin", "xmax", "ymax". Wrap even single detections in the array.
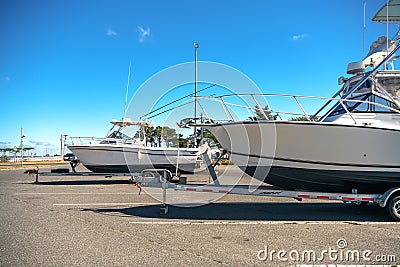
[
  {"xmin": 387, "ymin": 195, "xmax": 400, "ymax": 221},
  {"xmin": 142, "ymin": 171, "xmax": 158, "ymax": 178}
]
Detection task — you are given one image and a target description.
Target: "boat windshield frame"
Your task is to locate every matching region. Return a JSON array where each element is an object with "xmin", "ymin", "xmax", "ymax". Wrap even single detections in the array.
[{"xmin": 106, "ymin": 129, "xmax": 132, "ymax": 141}]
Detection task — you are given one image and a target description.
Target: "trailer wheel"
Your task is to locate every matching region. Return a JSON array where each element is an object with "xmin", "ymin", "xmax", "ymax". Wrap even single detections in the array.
[
  {"xmin": 387, "ymin": 195, "xmax": 400, "ymax": 221},
  {"xmin": 142, "ymin": 171, "xmax": 158, "ymax": 178}
]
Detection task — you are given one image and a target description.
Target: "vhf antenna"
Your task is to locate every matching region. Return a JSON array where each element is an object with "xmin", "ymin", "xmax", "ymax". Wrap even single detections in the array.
[{"xmin": 123, "ymin": 62, "xmax": 132, "ymax": 119}]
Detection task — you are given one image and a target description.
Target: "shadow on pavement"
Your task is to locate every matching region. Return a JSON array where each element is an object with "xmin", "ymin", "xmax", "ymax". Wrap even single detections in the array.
[
  {"xmin": 89, "ymin": 202, "xmax": 390, "ymax": 222},
  {"xmin": 31, "ymin": 180, "xmax": 132, "ymax": 185}
]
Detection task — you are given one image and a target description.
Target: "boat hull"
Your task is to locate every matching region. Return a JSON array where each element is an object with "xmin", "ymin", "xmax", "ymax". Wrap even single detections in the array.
[
  {"xmin": 67, "ymin": 144, "xmax": 198, "ymax": 174},
  {"xmin": 203, "ymin": 121, "xmax": 400, "ymax": 193}
]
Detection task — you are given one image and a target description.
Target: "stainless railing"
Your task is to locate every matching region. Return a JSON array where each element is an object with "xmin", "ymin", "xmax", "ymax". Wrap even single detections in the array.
[
  {"xmin": 68, "ymin": 137, "xmax": 130, "ymax": 145},
  {"xmin": 194, "ymin": 37, "xmax": 400, "ymax": 124},
  {"xmin": 196, "ymin": 92, "xmax": 400, "ymax": 125}
]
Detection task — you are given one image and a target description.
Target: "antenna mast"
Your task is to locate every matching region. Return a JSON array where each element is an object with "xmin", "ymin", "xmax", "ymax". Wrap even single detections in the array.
[
  {"xmin": 123, "ymin": 62, "xmax": 132, "ymax": 119},
  {"xmin": 386, "ymin": 0, "xmax": 389, "ymax": 53},
  {"xmin": 362, "ymin": 0, "xmax": 366, "ymax": 59},
  {"xmin": 193, "ymin": 43, "xmax": 199, "ymax": 147}
]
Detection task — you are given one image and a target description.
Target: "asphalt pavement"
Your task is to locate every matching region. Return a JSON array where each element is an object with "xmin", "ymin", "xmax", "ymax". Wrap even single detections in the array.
[{"xmin": 0, "ymin": 164, "xmax": 399, "ymax": 266}]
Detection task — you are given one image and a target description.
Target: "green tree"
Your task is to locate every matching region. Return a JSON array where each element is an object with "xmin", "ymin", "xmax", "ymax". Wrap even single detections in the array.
[
  {"xmin": 200, "ymin": 128, "xmax": 221, "ymax": 148},
  {"xmin": 253, "ymin": 105, "xmax": 278, "ymax": 120},
  {"xmin": 0, "ymin": 147, "xmax": 34, "ymax": 161},
  {"xmin": 289, "ymin": 115, "xmax": 319, "ymax": 121},
  {"xmin": 149, "ymin": 126, "xmax": 178, "ymax": 147},
  {"xmin": 0, "ymin": 149, "xmax": 8, "ymax": 162},
  {"xmin": 24, "ymin": 147, "xmax": 34, "ymax": 153},
  {"xmin": 289, "ymin": 116, "xmax": 309, "ymax": 121},
  {"xmin": 153, "ymin": 126, "xmax": 163, "ymax": 147},
  {"xmin": 153, "ymin": 126, "xmax": 163, "ymax": 137},
  {"xmin": 177, "ymin": 134, "xmax": 189, "ymax": 148},
  {"xmin": 145, "ymin": 126, "xmax": 154, "ymax": 146},
  {"xmin": 161, "ymin": 126, "xmax": 177, "ymax": 147}
]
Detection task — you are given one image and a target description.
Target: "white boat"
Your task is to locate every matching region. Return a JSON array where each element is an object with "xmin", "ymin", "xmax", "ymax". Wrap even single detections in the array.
[
  {"xmin": 67, "ymin": 119, "xmax": 199, "ymax": 173},
  {"xmin": 194, "ymin": 1, "xmax": 400, "ymax": 193}
]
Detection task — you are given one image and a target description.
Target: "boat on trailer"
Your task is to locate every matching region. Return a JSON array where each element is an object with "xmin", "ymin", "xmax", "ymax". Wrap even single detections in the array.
[
  {"xmin": 67, "ymin": 119, "xmax": 199, "ymax": 174},
  {"xmin": 193, "ymin": 1, "xmax": 400, "ymax": 194}
]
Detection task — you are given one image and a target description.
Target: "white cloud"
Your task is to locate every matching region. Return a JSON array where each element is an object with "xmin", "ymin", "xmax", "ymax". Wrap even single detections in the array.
[
  {"xmin": 0, "ymin": 141, "xmax": 11, "ymax": 146},
  {"xmin": 29, "ymin": 140, "xmax": 55, "ymax": 147},
  {"xmin": 292, "ymin": 33, "xmax": 308, "ymax": 41},
  {"xmin": 106, "ymin": 28, "xmax": 117, "ymax": 36},
  {"xmin": 138, "ymin": 26, "xmax": 151, "ymax": 43},
  {"xmin": 4, "ymin": 76, "xmax": 11, "ymax": 82}
]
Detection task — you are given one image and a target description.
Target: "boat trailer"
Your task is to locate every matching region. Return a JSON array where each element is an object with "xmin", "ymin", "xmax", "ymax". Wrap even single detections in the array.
[
  {"xmin": 155, "ymin": 148, "xmax": 400, "ymax": 221},
  {"xmin": 29, "ymin": 149, "xmax": 400, "ymax": 221}
]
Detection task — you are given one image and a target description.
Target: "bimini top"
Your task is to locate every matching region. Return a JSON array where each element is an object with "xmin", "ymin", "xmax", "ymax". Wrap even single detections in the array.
[
  {"xmin": 110, "ymin": 118, "xmax": 153, "ymax": 127},
  {"xmin": 373, "ymin": 0, "xmax": 400, "ymax": 23}
]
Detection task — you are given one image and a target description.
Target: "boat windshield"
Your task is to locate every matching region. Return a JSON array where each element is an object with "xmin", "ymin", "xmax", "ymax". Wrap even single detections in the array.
[
  {"xmin": 343, "ymin": 79, "xmax": 372, "ymax": 95},
  {"xmin": 328, "ymin": 92, "xmax": 399, "ymax": 117},
  {"xmin": 106, "ymin": 130, "xmax": 131, "ymax": 140}
]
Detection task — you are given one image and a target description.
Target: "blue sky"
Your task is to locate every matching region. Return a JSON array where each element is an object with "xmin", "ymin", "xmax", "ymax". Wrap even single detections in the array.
[{"xmin": 0, "ymin": 0, "xmax": 395, "ymax": 155}]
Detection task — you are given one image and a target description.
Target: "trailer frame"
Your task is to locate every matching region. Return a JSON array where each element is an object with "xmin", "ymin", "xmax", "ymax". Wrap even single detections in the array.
[
  {"xmin": 27, "ymin": 151, "xmax": 400, "ymax": 221},
  {"xmin": 173, "ymin": 149, "xmax": 400, "ymax": 221}
]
